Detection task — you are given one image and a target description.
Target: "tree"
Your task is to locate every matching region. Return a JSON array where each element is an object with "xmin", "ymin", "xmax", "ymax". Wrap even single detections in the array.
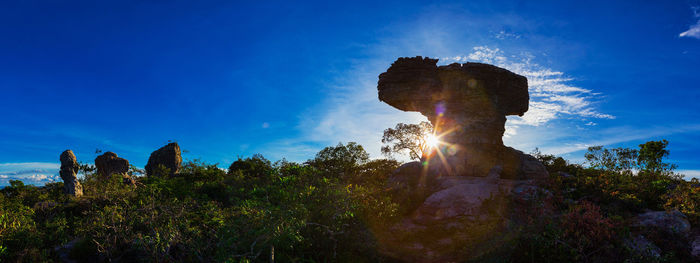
[
  {"xmin": 584, "ymin": 146, "xmax": 638, "ymax": 175},
  {"xmin": 637, "ymin": 139, "xmax": 677, "ymax": 176},
  {"xmin": 584, "ymin": 139, "xmax": 677, "ymax": 178},
  {"xmin": 308, "ymin": 142, "xmax": 369, "ymax": 179},
  {"xmin": 381, "ymin": 122, "xmax": 433, "ymax": 160}
]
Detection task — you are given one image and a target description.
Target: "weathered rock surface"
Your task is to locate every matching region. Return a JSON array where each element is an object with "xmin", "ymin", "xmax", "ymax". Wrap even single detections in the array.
[
  {"xmin": 95, "ymin": 152, "xmax": 134, "ymax": 185},
  {"xmin": 145, "ymin": 142, "xmax": 182, "ymax": 176},
  {"xmin": 634, "ymin": 210, "xmax": 691, "ymax": 235},
  {"xmin": 375, "ymin": 57, "xmax": 549, "ymax": 261},
  {"xmin": 59, "ymin": 150, "xmax": 83, "ymax": 197},
  {"xmin": 691, "ymin": 235, "xmax": 700, "ymax": 259},
  {"xmin": 378, "ymin": 162, "xmax": 541, "ymax": 262},
  {"xmin": 378, "ymin": 56, "xmax": 545, "ymax": 179},
  {"xmin": 624, "ymin": 234, "xmax": 661, "ymax": 258}
]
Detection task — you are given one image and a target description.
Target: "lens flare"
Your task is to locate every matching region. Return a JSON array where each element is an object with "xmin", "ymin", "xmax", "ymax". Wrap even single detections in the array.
[{"xmin": 425, "ymin": 134, "xmax": 439, "ymax": 149}]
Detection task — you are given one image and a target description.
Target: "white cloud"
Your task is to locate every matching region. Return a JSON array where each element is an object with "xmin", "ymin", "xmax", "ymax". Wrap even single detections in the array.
[
  {"xmin": 444, "ymin": 46, "xmax": 614, "ymax": 129},
  {"xmin": 289, "ymin": 45, "xmax": 613, "ymax": 161},
  {"xmin": 0, "ymin": 162, "xmax": 60, "ymax": 186},
  {"xmin": 680, "ymin": 6, "xmax": 700, "ymax": 39},
  {"xmin": 257, "ymin": 9, "xmax": 613, "ymax": 163},
  {"xmin": 680, "ymin": 20, "xmax": 700, "ymax": 39},
  {"xmin": 495, "ymin": 30, "xmax": 521, "ymax": 40},
  {"xmin": 677, "ymin": 169, "xmax": 700, "ymax": 179}
]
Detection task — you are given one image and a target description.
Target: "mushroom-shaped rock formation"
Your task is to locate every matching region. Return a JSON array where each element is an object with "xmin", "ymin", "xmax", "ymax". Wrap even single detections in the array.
[
  {"xmin": 59, "ymin": 150, "xmax": 83, "ymax": 197},
  {"xmin": 374, "ymin": 57, "xmax": 549, "ymax": 262},
  {"xmin": 95, "ymin": 152, "xmax": 134, "ymax": 185},
  {"xmin": 378, "ymin": 56, "xmax": 544, "ymax": 179},
  {"xmin": 145, "ymin": 142, "xmax": 182, "ymax": 177}
]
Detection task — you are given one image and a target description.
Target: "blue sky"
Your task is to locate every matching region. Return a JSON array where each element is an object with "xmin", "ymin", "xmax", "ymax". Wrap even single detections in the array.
[{"xmin": 2, "ymin": 0, "xmax": 700, "ymax": 186}]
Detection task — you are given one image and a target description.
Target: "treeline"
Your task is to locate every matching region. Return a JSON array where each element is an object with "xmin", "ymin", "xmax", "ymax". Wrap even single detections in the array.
[
  {"xmin": 0, "ymin": 142, "xmax": 401, "ymax": 262},
  {"xmin": 0, "ymin": 140, "xmax": 699, "ymax": 262}
]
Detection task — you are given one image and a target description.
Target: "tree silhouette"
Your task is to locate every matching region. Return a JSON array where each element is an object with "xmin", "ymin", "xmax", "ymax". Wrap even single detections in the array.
[{"xmin": 380, "ymin": 121, "xmax": 433, "ymax": 160}]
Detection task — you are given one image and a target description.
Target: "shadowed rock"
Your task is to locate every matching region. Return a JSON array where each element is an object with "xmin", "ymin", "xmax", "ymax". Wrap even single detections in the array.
[
  {"xmin": 378, "ymin": 56, "xmax": 544, "ymax": 179},
  {"xmin": 59, "ymin": 150, "xmax": 83, "ymax": 197},
  {"xmin": 145, "ymin": 142, "xmax": 182, "ymax": 177},
  {"xmin": 375, "ymin": 57, "xmax": 549, "ymax": 261},
  {"xmin": 95, "ymin": 152, "xmax": 134, "ymax": 185}
]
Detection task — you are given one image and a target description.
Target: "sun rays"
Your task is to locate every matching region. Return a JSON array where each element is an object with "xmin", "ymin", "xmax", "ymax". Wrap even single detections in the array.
[{"xmin": 421, "ymin": 116, "xmax": 460, "ymax": 175}]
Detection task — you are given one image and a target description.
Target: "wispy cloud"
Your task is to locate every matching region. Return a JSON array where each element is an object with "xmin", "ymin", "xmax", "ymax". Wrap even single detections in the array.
[
  {"xmin": 677, "ymin": 169, "xmax": 700, "ymax": 179},
  {"xmin": 443, "ymin": 46, "xmax": 613, "ymax": 137},
  {"xmin": 454, "ymin": 47, "xmax": 612, "ymax": 120},
  {"xmin": 0, "ymin": 162, "xmax": 60, "ymax": 186},
  {"xmin": 294, "ymin": 45, "xmax": 612, "ymax": 160},
  {"xmin": 680, "ymin": 6, "xmax": 700, "ymax": 39},
  {"xmin": 267, "ymin": 9, "xmax": 615, "ymax": 162}
]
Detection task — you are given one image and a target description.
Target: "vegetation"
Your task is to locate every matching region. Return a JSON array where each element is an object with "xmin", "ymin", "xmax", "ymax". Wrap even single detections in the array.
[
  {"xmin": 380, "ymin": 121, "xmax": 433, "ymax": 160},
  {"xmin": 1, "ymin": 139, "xmax": 698, "ymax": 262}
]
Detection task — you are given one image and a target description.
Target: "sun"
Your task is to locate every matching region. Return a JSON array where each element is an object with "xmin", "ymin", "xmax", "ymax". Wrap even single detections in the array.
[{"xmin": 425, "ymin": 133, "xmax": 439, "ymax": 149}]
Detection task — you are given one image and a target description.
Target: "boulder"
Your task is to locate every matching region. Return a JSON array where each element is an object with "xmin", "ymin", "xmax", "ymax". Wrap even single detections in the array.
[
  {"xmin": 691, "ymin": 235, "xmax": 700, "ymax": 259},
  {"xmin": 95, "ymin": 152, "xmax": 134, "ymax": 185},
  {"xmin": 633, "ymin": 210, "xmax": 691, "ymax": 235},
  {"xmin": 145, "ymin": 142, "xmax": 182, "ymax": 176},
  {"xmin": 59, "ymin": 150, "xmax": 83, "ymax": 197}
]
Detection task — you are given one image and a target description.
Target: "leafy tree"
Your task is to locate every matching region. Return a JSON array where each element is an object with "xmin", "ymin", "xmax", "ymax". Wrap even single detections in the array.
[
  {"xmin": 637, "ymin": 139, "xmax": 676, "ymax": 176},
  {"xmin": 380, "ymin": 121, "xmax": 433, "ymax": 160},
  {"xmin": 584, "ymin": 146, "xmax": 638, "ymax": 175},
  {"xmin": 308, "ymin": 142, "xmax": 369, "ymax": 179}
]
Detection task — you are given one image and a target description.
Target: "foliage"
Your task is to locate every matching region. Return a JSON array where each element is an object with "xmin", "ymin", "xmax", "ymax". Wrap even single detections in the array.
[
  {"xmin": 380, "ymin": 121, "xmax": 433, "ymax": 160},
  {"xmin": 0, "ymin": 139, "xmax": 697, "ymax": 262},
  {"xmin": 519, "ymin": 139, "xmax": 699, "ymax": 262},
  {"xmin": 0, "ymin": 142, "xmax": 398, "ymax": 262}
]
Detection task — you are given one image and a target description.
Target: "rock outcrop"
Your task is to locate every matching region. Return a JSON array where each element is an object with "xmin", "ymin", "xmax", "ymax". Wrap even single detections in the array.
[
  {"xmin": 378, "ymin": 56, "xmax": 546, "ymax": 179},
  {"xmin": 145, "ymin": 142, "xmax": 182, "ymax": 176},
  {"xmin": 95, "ymin": 152, "xmax": 134, "ymax": 185},
  {"xmin": 374, "ymin": 57, "xmax": 549, "ymax": 261},
  {"xmin": 59, "ymin": 150, "xmax": 83, "ymax": 197}
]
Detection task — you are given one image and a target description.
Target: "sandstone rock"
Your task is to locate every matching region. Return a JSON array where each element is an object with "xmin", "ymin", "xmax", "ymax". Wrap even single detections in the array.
[
  {"xmin": 95, "ymin": 152, "xmax": 134, "ymax": 185},
  {"xmin": 375, "ymin": 57, "xmax": 550, "ymax": 261},
  {"xmin": 59, "ymin": 150, "xmax": 83, "ymax": 197},
  {"xmin": 145, "ymin": 142, "xmax": 182, "ymax": 177},
  {"xmin": 378, "ymin": 56, "xmax": 546, "ymax": 179},
  {"xmin": 634, "ymin": 210, "xmax": 691, "ymax": 235}
]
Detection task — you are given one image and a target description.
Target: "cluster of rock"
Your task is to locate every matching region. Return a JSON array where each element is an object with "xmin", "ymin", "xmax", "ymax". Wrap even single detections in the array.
[
  {"xmin": 58, "ymin": 142, "xmax": 182, "ymax": 196},
  {"xmin": 374, "ymin": 57, "xmax": 549, "ymax": 261}
]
